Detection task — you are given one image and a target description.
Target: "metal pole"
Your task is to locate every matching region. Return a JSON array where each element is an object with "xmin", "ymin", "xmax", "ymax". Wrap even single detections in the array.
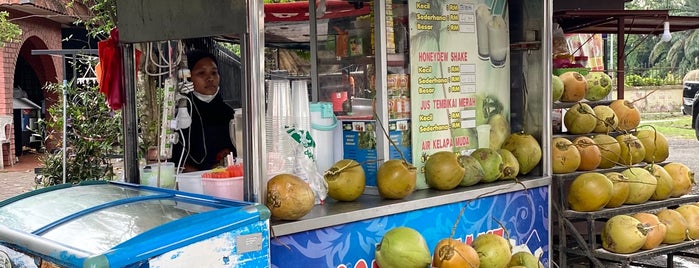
[
  {"xmin": 309, "ymin": 0, "xmax": 319, "ymax": 102},
  {"xmin": 30, "ymin": 49, "xmax": 99, "ymax": 184},
  {"xmin": 617, "ymin": 18, "xmax": 625, "ymax": 99},
  {"xmin": 121, "ymin": 43, "xmax": 140, "ymax": 183},
  {"xmin": 375, "ymin": 0, "xmax": 390, "ymax": 177},
  {"xmin": 62, "ymin": 77, "xmax": 67, "ymax": 184},
  {"xmin": 245, "ymin": 0, "xmax": 266, "ymax": 202}
]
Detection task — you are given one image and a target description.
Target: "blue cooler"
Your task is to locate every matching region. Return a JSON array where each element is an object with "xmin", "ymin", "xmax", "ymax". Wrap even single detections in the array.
[{"xmin": 0, "ymin": 181, "xmax": 269, "ymax": 267}]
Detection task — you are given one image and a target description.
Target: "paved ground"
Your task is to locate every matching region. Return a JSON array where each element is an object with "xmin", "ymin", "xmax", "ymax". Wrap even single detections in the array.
[{"xmin": 0, "ymin": 152, "xmax": 42, "ymax": 201}]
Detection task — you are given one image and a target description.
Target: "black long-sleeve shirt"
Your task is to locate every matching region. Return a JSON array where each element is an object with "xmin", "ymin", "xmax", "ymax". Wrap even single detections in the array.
[{"xmin": 171, "ymin": 93, "xmax": 236, "ymax": 171}]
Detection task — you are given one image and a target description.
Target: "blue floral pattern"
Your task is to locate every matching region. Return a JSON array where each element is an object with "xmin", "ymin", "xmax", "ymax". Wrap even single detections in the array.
[{"xmin": 271, "ymin": 186, "xmax": 549, "ymax": 267}]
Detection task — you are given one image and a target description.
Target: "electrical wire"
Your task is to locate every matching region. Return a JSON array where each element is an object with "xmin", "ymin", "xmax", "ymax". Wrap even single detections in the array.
[
  {"xmin": 187, "ymin": 95, "xmax": 208, "ymax": 166},
  {"xmin": 176, "ymin": 128, "xmax": 187, "ymax": 174},
  {"xmin": 144, "ymin": 43, "xmax": 171, "ymax": 77},
  {"xmin": 144, "ymin": 41, "xmax": 185, "ymax": 77}
]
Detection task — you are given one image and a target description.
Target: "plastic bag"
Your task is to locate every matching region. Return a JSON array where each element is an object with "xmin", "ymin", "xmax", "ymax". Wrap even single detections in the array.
[
  {"xmin": 286, "ymin": 127, "xmax": 328, "ymax": 205},
  {"xmin": 97, "ymin": 28, "xmax": 123, "ymax": 110},
  {"xmin": 552, "ymin": 23, "xmax": 570, "ymax": 57},
  {"xmin": 97, "ymin": 28, "xmax": 142, "ymax": 110}
]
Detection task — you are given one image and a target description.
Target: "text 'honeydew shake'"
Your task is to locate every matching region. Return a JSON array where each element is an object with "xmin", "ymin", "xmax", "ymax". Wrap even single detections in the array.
[
  {"xmin": 488, "ymin": 15, "xmax": 508, "ymax": 68},
  {"xmin": 476, "ymin": 4, "xmax": 491, "ymax": 60}
]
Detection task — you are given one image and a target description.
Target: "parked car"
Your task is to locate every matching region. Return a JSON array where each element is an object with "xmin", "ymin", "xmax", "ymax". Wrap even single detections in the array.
[
  {"xmin": 683, "ymin": 81, "xmax": 699, "ymax": 115},
  {"xmin": 691, "ymin": 86, "xmax": 699, "ymax": 140}
]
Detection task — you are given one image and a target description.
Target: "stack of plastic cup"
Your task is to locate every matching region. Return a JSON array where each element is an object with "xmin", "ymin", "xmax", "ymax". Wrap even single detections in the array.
[
  {"xmin": 266, "ymin": 79, "xmax": 294, "ymax": 177},
  {"xmin": 291, "ymin": 80, "xmax": 311, "ymax": 131}
]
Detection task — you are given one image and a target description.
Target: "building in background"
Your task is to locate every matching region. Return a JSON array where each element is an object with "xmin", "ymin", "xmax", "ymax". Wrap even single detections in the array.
[{"xmin": 0, "ymin": 0, "xmax": 92, "ymax": 166}]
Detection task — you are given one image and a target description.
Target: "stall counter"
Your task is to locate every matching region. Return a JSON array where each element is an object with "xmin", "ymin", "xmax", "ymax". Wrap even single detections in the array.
[{"xmin": 270, "ymin": 177, "xmax": 551, "ymax": 268}]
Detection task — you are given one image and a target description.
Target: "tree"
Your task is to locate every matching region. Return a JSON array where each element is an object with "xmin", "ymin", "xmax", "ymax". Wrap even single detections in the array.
[
  {"xmin": 0, "ymin": 11, "xmax": 22, "ymax": 47},
  {"xmin": 34, "ymin": 0, "xmax": 128, "ymax": 186},
  {"xmin": 38, "ymin": 81, "xmax": 123, "ymax": 186},
  {"xmin": 626, "ymin": 0, "xmax": 699, "ymax": 81},
  {"xmin": 69, "ymin": 0, "xmax": 116, "ymax": 39}
]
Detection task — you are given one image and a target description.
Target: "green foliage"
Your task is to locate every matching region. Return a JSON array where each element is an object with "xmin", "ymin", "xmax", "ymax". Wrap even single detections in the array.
[
  {"xmin": 0, "ymin": 11, "xmax": 22, "ymax": 47},
  {"xmin": 39, "ymin": 81, "xmax": 123, "ymax": 186},
  {"xmin": 623, "ymin": 1, "xmax": 699, "ymax": 82},
  {"xmin": 218, "ymin": 42, "xmax": 241, "ymax": 57},
  {"xmin": 69, "ymin": 0, "xmax": 116, "ymax": 38},
  {"xmin": 624, "ymin": 73, "xmax": 682, "ymax": 87}
]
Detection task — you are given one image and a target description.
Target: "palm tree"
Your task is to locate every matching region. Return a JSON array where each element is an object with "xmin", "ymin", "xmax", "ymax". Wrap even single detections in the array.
[{"xmin": 642, "ymin": 0, "xmax": 699, "ymax": 77}]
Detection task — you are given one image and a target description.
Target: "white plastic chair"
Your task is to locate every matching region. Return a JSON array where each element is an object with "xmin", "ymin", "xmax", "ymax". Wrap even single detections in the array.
[{"xmin": 0, "ymin": 116, "xmax": 13, "ymax": 169}]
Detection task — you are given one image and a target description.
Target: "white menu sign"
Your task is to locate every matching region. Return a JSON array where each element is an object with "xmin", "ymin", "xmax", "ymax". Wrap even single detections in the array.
[{"xmin": 409, "ymin": 0, "xmax": 510, "ymax": 189}]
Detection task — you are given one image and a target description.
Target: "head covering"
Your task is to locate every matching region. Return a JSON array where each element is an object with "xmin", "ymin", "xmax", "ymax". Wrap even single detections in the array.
[{"xmin": 186, "ymin": 50, "xmax": 218, "ymax": 71}]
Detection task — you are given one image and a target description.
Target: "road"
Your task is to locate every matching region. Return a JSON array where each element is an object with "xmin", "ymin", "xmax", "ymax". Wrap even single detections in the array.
[{"xmin": 665, "ymin": 137, "xmax": 699, "ymax": 172}]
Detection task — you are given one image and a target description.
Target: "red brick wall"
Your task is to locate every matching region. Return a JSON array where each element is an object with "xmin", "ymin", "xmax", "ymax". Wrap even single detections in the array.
[{"xmin": 0, "ymin": 10, "xmax": 63, "ymax": 165}]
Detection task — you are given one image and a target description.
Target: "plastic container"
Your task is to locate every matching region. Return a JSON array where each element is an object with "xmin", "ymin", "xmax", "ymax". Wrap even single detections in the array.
[
  {"xmin": 202, "ymin": 176, "xmax": 244, "ymax": 200},
  {"xmin": 310, "ymin": 102, "xmax": 339, "ymax": 172},
  {"xmin": 175, "ymin": 170, "xmax": 206, "ymax": 194},
  {"xmin": 140, "ymin": 162, "xmax": 176, "ymax": 189}
]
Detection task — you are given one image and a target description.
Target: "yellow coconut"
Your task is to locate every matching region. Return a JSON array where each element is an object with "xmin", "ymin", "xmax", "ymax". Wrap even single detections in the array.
[
  {"xmin": 635, "ymin": 129, "xmax": 669, "ymax": 163},
  {"xmin": 592, "ymin": 134, "xmax": 621, "ymax": 169},
  {"xmin": 552, "ymin": 137, "xmax": 581, "ymax": 174},
  {"xmin": 663, "ymin": 162, "xmax": 696, "ymax": 197},
  {"xmin": 568, "ymin": 172, "xmax": 613, "ymax": 212}
]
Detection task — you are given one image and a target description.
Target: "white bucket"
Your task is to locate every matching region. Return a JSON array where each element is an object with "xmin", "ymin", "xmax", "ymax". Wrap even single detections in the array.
[
  {"xmin": 176, "ymin": 170, "xmax": 206, "ymax": 194},
  {"xmin": 310, "ymin": 102, "xmax": 339, "ymax": 172}
]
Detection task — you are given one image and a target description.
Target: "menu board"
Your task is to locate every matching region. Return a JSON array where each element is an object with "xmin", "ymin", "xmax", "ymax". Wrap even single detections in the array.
[{"xmin": 409, "ymin": 0, "xmax": 510, "ymax": 189}]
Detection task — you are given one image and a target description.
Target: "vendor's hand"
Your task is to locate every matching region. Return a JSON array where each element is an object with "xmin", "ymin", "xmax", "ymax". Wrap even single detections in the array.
[
  {"xmin": 215, "ymin": 149, "xmax": 232, "ymax": 166},
  {"xmin": 182, "ymin": 163, "xmax": 199, "ymax": 173}
]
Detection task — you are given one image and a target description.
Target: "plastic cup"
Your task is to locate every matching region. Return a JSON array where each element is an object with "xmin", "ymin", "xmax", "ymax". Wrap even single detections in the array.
[
  {"xmin": 476, "ymin": 4, "xmax": 491, "ymax": 60},
  {"xmin": 476, "ymin": 124, "xmax": 491, "ymax": 149},
  {"xmin": 291, "ymin": 80, "xmax": 311, "ymax": 130},
  {"xmin": 488, "ymin": 15, "xmax": 509, "ymax": 68}
]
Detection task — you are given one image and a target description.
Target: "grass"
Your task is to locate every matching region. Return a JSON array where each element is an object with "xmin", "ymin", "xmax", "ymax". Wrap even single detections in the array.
[{"xmin": 639, "ymin": 114, "xmax": 695, "ymax": 139}]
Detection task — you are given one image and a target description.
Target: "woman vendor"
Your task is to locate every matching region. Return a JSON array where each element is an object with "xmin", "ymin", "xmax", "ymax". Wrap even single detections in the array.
[{"xmin": 171, "ymin": 50, "xmax": 236, "ymax": 172}]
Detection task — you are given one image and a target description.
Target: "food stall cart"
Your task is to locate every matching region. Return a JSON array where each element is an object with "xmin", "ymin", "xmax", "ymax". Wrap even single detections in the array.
[
  {"xmin": 265, "ymin": 0, "xmax": 553, "ymax": 267},
  {"xmin": 3, "ymin": 0, "xmax": 554, "ymax": 267},
  {"xmin": 0, "ymin": 0, "xmax": 273, "ymax": 267}
]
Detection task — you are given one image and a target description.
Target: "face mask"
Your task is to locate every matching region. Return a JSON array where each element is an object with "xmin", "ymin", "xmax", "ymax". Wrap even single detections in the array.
[{"xmin": 192, "ymin": 87, "xmax": 219, "ymax": 103}]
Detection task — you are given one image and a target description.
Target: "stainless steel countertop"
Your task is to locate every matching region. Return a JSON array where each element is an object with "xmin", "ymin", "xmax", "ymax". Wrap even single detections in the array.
[{"xmin": 271, "ymin": 176, "xmax": 551, "ymax": 236}]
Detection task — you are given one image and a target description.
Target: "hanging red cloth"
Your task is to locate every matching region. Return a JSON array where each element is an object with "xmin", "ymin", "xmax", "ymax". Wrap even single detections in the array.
[{"xmin": 97, "ymin": 28, "xmax": 141, "ymax": 110}]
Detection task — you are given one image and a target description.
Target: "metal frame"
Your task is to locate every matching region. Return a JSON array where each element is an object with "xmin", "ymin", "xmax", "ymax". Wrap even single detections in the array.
[
  {"xmin": 114, "ymin": 0, "xmax": 266, "ymax": 202},
  {"xmin": 552, "ymin": 164, "xmax": 699, "ymax": 267},
  {"xmin": 30, "ymin": 49, "xmax": 99, "ymax": 184}
]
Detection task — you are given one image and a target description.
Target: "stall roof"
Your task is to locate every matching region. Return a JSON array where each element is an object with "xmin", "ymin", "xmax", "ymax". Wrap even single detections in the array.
[
  {"xmin": 555, "ymin": 9, "xmax": 699, "ymax": 34},
  {"xmin": 554, "ymin": 9, "xmax": 699, "ymax": 99}
]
